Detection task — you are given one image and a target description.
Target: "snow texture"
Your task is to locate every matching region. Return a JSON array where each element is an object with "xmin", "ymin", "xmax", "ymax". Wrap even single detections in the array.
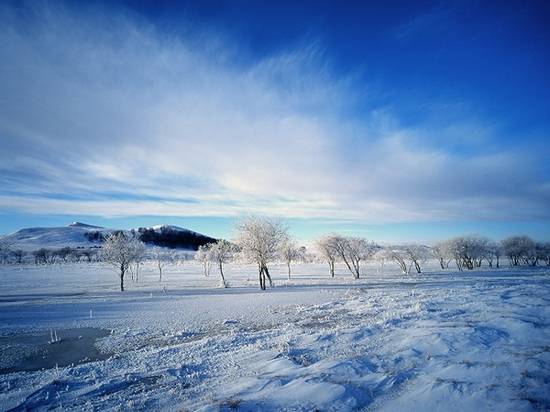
[{"xmin": 0, "ymin": 262, "xmax": 548, "ymax": 411}]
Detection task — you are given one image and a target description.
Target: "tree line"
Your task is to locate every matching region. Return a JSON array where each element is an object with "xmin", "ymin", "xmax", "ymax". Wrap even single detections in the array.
[{"xmin": 1, "ymin": 218, "xmax": 548, "ymax": 291}]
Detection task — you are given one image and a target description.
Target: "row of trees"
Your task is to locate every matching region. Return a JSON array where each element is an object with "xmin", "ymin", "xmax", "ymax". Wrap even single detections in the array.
[
  {"xmin": 2, "ymin": 219, "xmax": 548, "ymax": 291},
  {"xmin": 0, "ymin": 244, "xmax": 101, "ymax": 265},
  {"xmin": 431, "ymin": 235, "xmax": 550, "ymax": 271}
]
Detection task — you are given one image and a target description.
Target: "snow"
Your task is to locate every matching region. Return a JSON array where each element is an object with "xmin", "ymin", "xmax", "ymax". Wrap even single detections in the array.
[
  {"xmin": 0, "ymin": 222, "xmax": 208, "ymax": 251},
  {"xmin": 0, "ymin": 225, "xmax": 113, "ymax": 251},
  {"xmin": 0, "ymin": 261, "xmax": 548, "ymax": 411}
]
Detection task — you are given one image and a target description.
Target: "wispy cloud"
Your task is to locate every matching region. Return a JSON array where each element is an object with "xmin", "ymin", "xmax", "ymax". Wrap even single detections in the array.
[{"xmin": 0, "ymin": 2, "xmax": 548, "ymax": 224}]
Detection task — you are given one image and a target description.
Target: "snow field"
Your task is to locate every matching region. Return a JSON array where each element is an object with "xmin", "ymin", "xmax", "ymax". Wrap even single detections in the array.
[{"xmin": 0, "ymin": 262, "xmax": 548, "ymax": 411}]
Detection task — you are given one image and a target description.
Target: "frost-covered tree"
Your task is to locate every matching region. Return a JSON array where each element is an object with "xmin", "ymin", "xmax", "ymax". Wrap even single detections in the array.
[
  {"xmin": 279, "ymin": 238, "xmax": 303, "ymax": 279},
  {"xmin": 330, "ymin": 235, "xmax": 378, "ymax": 279},
  {"xmin": 0, "ymin": 239, "xmax": 12, "ymax": 264},
  {"xmin": 101, "ymin": 232, "xmax": 144, "ymax": 291},
  {"xmin": 484, "ymin": 240, "xmax": 503, "ymax": 268},
  {"xmin": 432, "ymin": 241, "xmax": 453, "ymax": 269},
  {"xmin": 33, "ymin": 248, "xmax": 54, "ymax": 265},
  {"xmin": 80, "ymin": 249, "xmax": 96, "ymax": 263},
  {"xmin": 537, "ymin": 242, "xmax": 550, "ymax": 266},
  {"xmin": 55, "ymin": 246, "xmax": 73, "ymax": 263},
  {"xmin": 235, "ymin": 217, "xmax": 287, "ymax": 290},
  {"xmin": 207, "ymin": 239, "xmax": 236, "ymax": 288},
  {"xmin": 195, "ymin": 244, "xmax": 212, "ymax": 277},
  {"xmin": 131, "ymin": 239, "xmax": 146, "ymax": 282},
  {"xmin": 501, "ymin": 235, "xmax": 537, "ymax": 266},
  {"xmin": 402, "ymin": 244, "xmax": 431, "ymax": 273},
  {"xmin": 152, "ymin": 246, "xmax": 176, "ymax": 282},
  {"xmin": 315, "ymin": 235, "xmax": 339, "ymax": 277},
  {"xmin": 11, "ymin": 249, "xmax": 25, "ymax": 264},
  {"xmin": 448, "ymin": 235, "xmax": 490, "ymax": 270},
  {"xmin": 379, "ymin": 247, "xmax": 408, "ymax": 274}
]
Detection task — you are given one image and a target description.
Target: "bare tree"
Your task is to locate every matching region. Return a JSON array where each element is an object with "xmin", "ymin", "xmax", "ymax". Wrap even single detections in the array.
[
  {"xmin": 315, "ymin": 235, "xmax": 339, "ymax": 277},
  {"xmin": 55, "ymin": 247, "xmax": 73, "ymax": 263},
  {"xmin": 153, "ymin": 246, "xmax": 176, "ymax": 282},
  {"xmin": 0, "ymin": 239, "xmax": 13, "ymax": 264},
  {"xmin": 33, "ymin": 248, "xmax": 53, "ymax": 265},
  {"xmin": 432, "ymin": 241, "xmax": 453, "ymax": 269},
  {"xmin": 208, "ymin": 240, "xmax": 236, "ymax": 288},
  {"xmin": 101, "ymin": 232, "xmax": 143, "ymax": 291},
  {"xmin": 502, "ymin": 235, "xmax": 537, "ymax": 266},
  {"xmin": 380, "ymin": 247, "xmax": 408, "ymax": 274},
  {"xmin": 402, "ymin": 244, "xmax": 431, "ymax": 274},
  {"xmin": 279, "ymin": 237, "xmax": 303, "ymax": 279},
  {"xmin": 195, "ymin": 244, "xmax": 212, "ymax": 277},
  {"xmin": 538, "ymin": 242, "xmax": 550, "ymax": 266},
  {"xmin": 131, "ymin": 240, "xmax": 146, "ymax": 282},
  {"xmin": 11, "ymin": 249, "xmax": 25, "ymax": 264},
  {"xmin": 330, "ymin": 235, "xmax": 377, "ymax": 279},
  {"xmin": 448, "ymin": 235, "xmax": 490, "ymax": 270},
  {"xmin": 80, "ymin": 249, "xmax": 96, "ymax": 263},
  {"xmin": 484, "ymin": 240, "xmax": 502, "ymax": 268},
  {"xmin": 235, "ymin": 217, "xmax": 287, "ymax": 290}
]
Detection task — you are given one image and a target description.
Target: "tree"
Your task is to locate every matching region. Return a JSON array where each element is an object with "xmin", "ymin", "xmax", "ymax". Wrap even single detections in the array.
[
  {"xmin": 402, "ymin": 244, "xmax": 431, "ymax": 274},
  {"xmin": 152, "ymin": 246, "xmax": 176, "ymax": 282},
  {"xmin": 485, "ymin": 240, "xmax": 503, "ymax": 268},
  {"xmin": 380, "ymin": 247, "xmax": 408, "ymax": 274},
  {"xmin": 330, "ymin": 235, "xmax": 378, "ymax": 279},
  {"xmin": 33, "ymin": 248, "xmax": 52, "ymax": 265},
  {"xmin": 101, "ymin": 232, "xmax": 144, "ymax": 291},
  {"xmin": 131, "ymin": 240, "xmax": 146, "ymax": 282},
  {"xmin": 315, "ymin": 236, "xmax": 339, "ymax": 277},
  {"xmin": 432, "ymin": 241, "xmax": 453, "ymax": 269},
  {"xmin": 55, "ymin": 247, "xmax": 73, "ymax": 263},
  {"xmin": 208, "ymin": 240, "xmax": 236, "ymax": 288},
  {"xmin": 502, "ymin": 236, "xmax": 536, "ymax": 266},
  {"xmin": 11, "ymin": 249, "xmax": 25, "ymax": 264},
  {"xmin": 0, "ymin": 239, "xmax": 13, "ymax": 264},
  {"xmin": 235, "ymin": 217, "xmax": 287, "ymax": 290},
  {"xmin": 537, "ymin": 242, "xmax": 550, "ymax": 266},
  {"xmin": 448, "ymin": 235, "xmax": 490, "ymax": 270},
  {"xmin": 80, "ymin": 249, "xmax": 96, "ymax": 263},
  {"xmin": 279, "ymin": 238, "xmax": 303, "ymax": 279},
  {"xmin": 195, "ymin": 244, "xmax": 212, "ymax": 277}
]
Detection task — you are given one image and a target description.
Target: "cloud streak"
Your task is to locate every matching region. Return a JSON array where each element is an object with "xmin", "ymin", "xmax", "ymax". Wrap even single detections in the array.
[{"xmin": 0, "ymin": 2, "xmax": 548, "ymax": 224}]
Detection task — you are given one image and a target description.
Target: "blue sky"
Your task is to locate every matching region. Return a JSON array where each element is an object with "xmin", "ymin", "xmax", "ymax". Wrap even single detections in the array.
[{"xmin": 0, "ymin": 0, "xmax": 549, "ymax": 242}]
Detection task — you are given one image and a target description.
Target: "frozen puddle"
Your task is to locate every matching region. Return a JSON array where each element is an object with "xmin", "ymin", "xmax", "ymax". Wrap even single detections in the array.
[{"xmin": 0, "ymin": 328, "xmax": 110, "ymax": 374}]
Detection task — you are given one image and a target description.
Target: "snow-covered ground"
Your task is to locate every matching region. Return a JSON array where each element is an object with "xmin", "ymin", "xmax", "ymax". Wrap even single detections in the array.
[{"xmin": 0, "ymin": 261, "xmax": 549, "ymax": 411}]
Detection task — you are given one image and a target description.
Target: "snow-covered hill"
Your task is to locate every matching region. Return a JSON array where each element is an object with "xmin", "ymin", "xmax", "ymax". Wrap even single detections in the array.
[{"xmin": 0, "ymin": 222, "xmax": 215, "ymax": 251}]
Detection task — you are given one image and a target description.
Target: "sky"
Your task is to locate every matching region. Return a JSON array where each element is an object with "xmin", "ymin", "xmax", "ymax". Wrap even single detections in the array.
[{"xmin": 0, "ymin": 0, "xmax": 549, "ymax": 243}]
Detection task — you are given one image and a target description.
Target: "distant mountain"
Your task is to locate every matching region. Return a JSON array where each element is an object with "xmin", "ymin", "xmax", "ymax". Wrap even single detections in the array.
[{"xmin": 0, "ymin": 222, "xmax": 216, "ymax": 251}]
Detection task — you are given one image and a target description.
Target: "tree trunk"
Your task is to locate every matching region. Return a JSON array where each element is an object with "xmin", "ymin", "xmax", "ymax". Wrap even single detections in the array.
[
  {"xmin": 159, "ymin": 265, "xmax": 162, "ymax": 282},
  {"xmin": 258, "ymin": 265, "xmax": 265, "ymax": 290},
  {"xmin": 120, "ymin": 264, "xmax": 125, "ymax": 292},
  {"xmin": 329, "ymin": 260, "xmax": 335, "ymax": 277},
  {"xmin": 341, "ymin": 256, "xmax": 355, "ymax": 278},
  {"xmin": 264, "ymin": 266, "xmax": 273, "ymax": 287},
  {"xmin": 287, "ymin": 262, "xmax": 291, "ymax": 279},
  {"xmin": 219, "ymin": 262, "xmax": 226, "ymax": 287},
  {"xmin": 354, "ymin": 263, "xmax": 360, "ymax": 279}
]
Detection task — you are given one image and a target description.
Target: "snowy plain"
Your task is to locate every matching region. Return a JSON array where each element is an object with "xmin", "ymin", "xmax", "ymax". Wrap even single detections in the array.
[{"xmin": 0, "ymin": 261, "xmax": 549, "ymax": 411}]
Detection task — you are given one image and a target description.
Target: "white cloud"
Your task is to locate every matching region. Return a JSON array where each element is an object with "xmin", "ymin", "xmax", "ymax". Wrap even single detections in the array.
[{"xmin": 0, "ymin": 2, "xmax": 548, "ymax": 223}]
